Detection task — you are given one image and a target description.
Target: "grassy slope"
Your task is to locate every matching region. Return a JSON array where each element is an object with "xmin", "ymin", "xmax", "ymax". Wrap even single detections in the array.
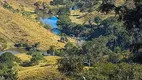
[
  {"xmin": 0, "ymin": 0, "xmax": 125, "ymax": 79},
  {"xmin": 15, "ymin": 54, "xmax": 69, "ymax": 80},
  {"xmin": 69, "ymin": 10, "xmax": 116, "ymax": 24},
  {"xmin": 69, "ymin": 0, "xmax": 126, "ymax": 24},
  {"xmin": 7, "ymin": 0, "xmax": 52, "ymax": 11},
  {"xmin": 0, "ymin": 6, "xmax": 65, "ymax": 50}
]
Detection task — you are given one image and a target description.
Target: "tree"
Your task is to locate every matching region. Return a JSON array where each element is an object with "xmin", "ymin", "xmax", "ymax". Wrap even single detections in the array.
[
  {"xmin": 30, "ymin": 52, "xmax": 44, "ymax": 65},
  {"xmin": 82, "ymin": 36, "xmax": 112, "ymax": 65},
  {"xmin": 94, "ymin": 16, "xmax": 102, "ymax": 24},
  {"xmin": 58, "ymin": 55, "xmax": 83, "ymax": 76},
  {"xmin": 47, "ymin": 45, "xmax": 56, "ymax": 55},
  {"xmin": 63, "ymin": 42, "xmax": 80, "ymax": 56},
  {"xmin": 59, "ymin": 36, "xmax": 68, "ymax": 43},
  {"xmin": 51, "ymin": 0, "xmax": 68, "ymax": 5},
  {"xmin": 64, "ymin": 42, "xmax": 74, "ymax": 50},
  {"xmin": 99, "ymin": 0, "xmax": 116, "ymax": 13},
  {"xmin": 0, "ymin": 52, "xmax": 21, "ymax": 63},
  {"xmin": 0, "ymin": 52, "xmax": 19, "ymax": 80},
  {"xmin": 3, "ymin": 1, "xmax": 13, "ymax": 10},
  {"xmin": 81, "ymin": 62, "xmax": 117, "ymax": 80},
  {"xmin": 114, "ymin": 0, "xmax": 142, "ymax": 58},
  {"xmin": 79, "ymin": 62, "xmax": 142, "ymax": 80},
  {"xmin": 91, "ymin": 17, "xmax": 132, "ymax": 51}
]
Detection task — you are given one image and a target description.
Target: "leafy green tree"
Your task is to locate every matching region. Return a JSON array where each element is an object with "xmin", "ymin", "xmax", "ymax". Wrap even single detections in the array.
[
  {"xmin": 81, "ymin": 62, "xmax": 117, "ymax": 80},
  {"xmin": 58, "ymin": 55, "xmax": 83, "ymax": 76},
  {"xmin": 3, "ymin": 1, "xmax": 13, "ymax": 10},
  {"xmin": 91, "ymin": 17, "xmax": 132, "ymax": 51},
  {"xmin": 94, "ymin": 16, "xmax": 102, "ymax": 24},
  {"xmin": 64, "ymin": 42, "xmax": 80, "ymax": 56},
  {"xmin": 0, "ymin": 52, "xmax": 19, "ymax": 80},
  {"xmin": 99, "ymin": 0, "xmax": 116, "ymax": 13},
  {"xmin": 59, "ymin": 36, "xmax": 68, "ymax": 43},
  {"xmin": 47, "ymin": 45, "xmax": 56, "ymax": 56},
  {"xmin": 30, "ymin": 52, "xmax": 44, "ymax": 65},
  {"xmin": 115, "ymin": 0, "xmax": 142, "ymax": 57},
  {"xmin": 51, "ymin": 0, "xmax": 68, "ymax": 5},
  {"xmin": 82, "ymin": 36, "xmax": 112, "ymax": 65},
  {"xmin": 108, "ymin": 53, "xmax": 122, "ymax": 63},
  {"xmin": 0, "ymin": 52, "xmax": 21, "ymax": 63},
  {"xmin": 79, "ymin": 62, "xmax": 142, "ymax": 80}
]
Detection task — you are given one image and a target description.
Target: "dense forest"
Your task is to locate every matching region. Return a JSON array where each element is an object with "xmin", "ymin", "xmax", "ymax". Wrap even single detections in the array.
[{"xmin": 0, "ymin": 0, "xmax": 142, "ymax": 80}]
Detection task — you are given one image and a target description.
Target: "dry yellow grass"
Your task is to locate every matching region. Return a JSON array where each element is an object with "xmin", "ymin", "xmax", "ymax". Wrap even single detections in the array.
[
  {"xmin": 69, "ymin": 0, "xmax": 126, "ymax": 24},
  {"xmin": 0, "ymin": 6, "xmax": 66, "ymax": 50},
  {"xmin": 15, "ymin": 53, "xmax": 32, "ymax": 61},
  {"xmin": 69, "ymin": 10, "xmax": 86, "ymax": 24},
  {"xmin": 0, "ymin": 0, "xmax": 76, "ymax": 50},
  {"xmin": 115, "ymin": 0, "xmax": 126, "ymax": 7},
  {"xmin": 5, "ymin": 0, "xmax": 53, "ymax": 11},
  {"xmin": 15, "ymin": 54, "xmax": 68, "ymax": 80},
  {"xmin": 70, "ymin": 10, "xmax": 116, "ymax": 25}
]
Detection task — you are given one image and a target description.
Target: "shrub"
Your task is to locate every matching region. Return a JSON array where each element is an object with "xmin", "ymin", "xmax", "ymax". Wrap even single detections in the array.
[
  {"xmin": 43, "ymin": 24, "xmax": 52, "ymax": 30},
  {"xmin": 94, "ymin": 16, "xmax": 102, "ymax": 24},
  {"xmin": 0, "ymin": 52, "xmax": 21, "ymax": 63},
  {"xmin": 0, "ymin": 52, "xmax": 19, "ymax": 80},
  {"xmin": 29, "ymin": 52, "xmax": 44, "ymax": 65},
  {"xmin": 0, "ymin": 38, "xmax": 7, "ymax": 51},
  {"xmin": 58, "ymin": 55, "xmax": 83, "ymax": 76},
  {"xmin": 3, "ymin": 2, "xmax": 12, "ymax": 10}
]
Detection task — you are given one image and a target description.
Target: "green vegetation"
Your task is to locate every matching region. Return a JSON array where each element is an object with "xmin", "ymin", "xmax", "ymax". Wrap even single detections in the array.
[
  {"xmin": 0, "ymin": 52, "xmax": 21, "ymax": 80},
  {"xmin": 82, "ymin": 63, "xmax": 142, "ymax": 80},
  {"xmin": 3, "ymin": 1, "xmax": 13, "ymax": 10},
  {"xmin": 58, "ymin": 55, "xmax": 83, "ymax": 76},
  {"xmin": 15, "ymin": 42, "xmax": 40, "ymax": 51},
  {"xmin": 29, "ymin": 52, "xmax": 44, "ymax": 65},
  {"xmin": 43, "ymin": 24, "xmax": 52, "ymax": 30},
  {"xmin": 0, "ymin": 38, "xmax": 7, "ymax": 51},
  {"xmin": 0, "ymin": 0, "xmax": 142, "ymax": 80}
]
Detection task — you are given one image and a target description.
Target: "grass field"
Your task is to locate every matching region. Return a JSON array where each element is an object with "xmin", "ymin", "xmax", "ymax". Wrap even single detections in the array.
[
  {"xmin": 4, "ymin": 0, "xmax": 52, "ymax": 11},
  {"xmin": 15, "ymin": 54, "xmax": 70, "ymax": 80},
  {"xmin": 0, "ymin": 0, "xmax": 76, "ymax": 50},
  {"xmin": 69, "ymin": 0, "xmax": 125, "ymax": 24},
  {"xmin": 0, "ymin": 5, "xmax": 66, "ymax": 50}
]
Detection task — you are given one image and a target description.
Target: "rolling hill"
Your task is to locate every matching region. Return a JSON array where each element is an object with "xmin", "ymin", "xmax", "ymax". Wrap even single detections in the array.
[
  {"xmin": 15, "ymin": 54, "xmax": 68, "ymax": 80},
  {"xmin": 0, "ymin": 5, "xmax": 65, "ymax": 50}
]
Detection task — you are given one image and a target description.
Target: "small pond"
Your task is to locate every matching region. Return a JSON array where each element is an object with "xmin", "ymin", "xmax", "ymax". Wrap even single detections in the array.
[{"xmin": 40, "ymin": 16, "xmax": 60, "ymax": 34}]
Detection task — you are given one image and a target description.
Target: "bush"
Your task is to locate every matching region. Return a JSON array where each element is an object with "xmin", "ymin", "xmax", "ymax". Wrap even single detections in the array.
[
  {"xmin": 3, "ymin": 2, "xmax": 12, "ymax": 10},
  {"xmin": 94, "ymin": 16, "xmax": 102, "ymax": 24},
  {"xmin": 78, "ymin": 62, "xmax": 142, "ymax": 80},
  {"xmin": 29, "ymin": 52, "xmax": 44, "ymax": 65},
  {"xmin": 0, "ymin": 52, "xmax": 21, "ymax": 63},
  {"xmin": 43, "ymin": 24, "xmax": 52, "ymax": 30},
  {"xmin": 58, "ymin": 55, "xmax": 83, "ymax": 76},
  {"xmin": 0, "ymin": 52, "xmax": 19, "ymax": 80},
  {"xmin": 0, "ymin": 38, "xmax": 7, "ymax": 51},
  {"xmin": 21, "ymin": 11, "xmax": 33, "ymax": 17}
]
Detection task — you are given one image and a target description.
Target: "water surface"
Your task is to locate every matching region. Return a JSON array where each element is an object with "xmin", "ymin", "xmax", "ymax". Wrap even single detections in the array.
[{"xmin": 40, "ymin": 16, "xmax": 60, "ymax": 34}]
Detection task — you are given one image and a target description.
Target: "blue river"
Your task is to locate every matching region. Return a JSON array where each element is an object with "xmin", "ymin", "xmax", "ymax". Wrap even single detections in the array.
[{"xmin": 40, "ymin": 16, "xmax": 60, "ymax": 34}]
